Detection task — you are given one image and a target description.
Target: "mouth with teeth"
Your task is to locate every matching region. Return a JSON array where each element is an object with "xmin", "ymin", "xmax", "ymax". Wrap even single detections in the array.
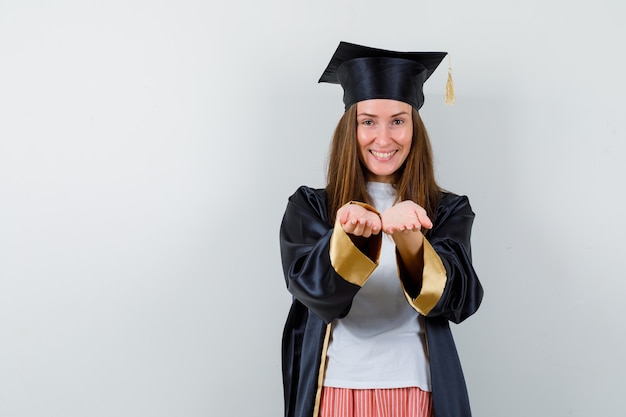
[{"xmin": 370, "ymin": 150, "xmax": 398, "ymax": 160}]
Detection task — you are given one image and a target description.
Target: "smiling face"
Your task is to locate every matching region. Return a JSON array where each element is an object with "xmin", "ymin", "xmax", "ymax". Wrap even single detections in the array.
[{"xmin": 356, "ymin": 99, "xmax": 413, "ymax": 183}]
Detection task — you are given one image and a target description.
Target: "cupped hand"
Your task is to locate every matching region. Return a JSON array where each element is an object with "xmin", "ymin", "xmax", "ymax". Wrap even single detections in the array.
[
  {"xmin": 337, "ymin": 203, "xmax": 382, "ymax": 238},
  {"xmin": 380, "ymin": 200, "xmax": 433, "ymax": 235}
]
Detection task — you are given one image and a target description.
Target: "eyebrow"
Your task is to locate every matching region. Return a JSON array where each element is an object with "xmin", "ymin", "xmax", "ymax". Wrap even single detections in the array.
[{"xmin": 357, "ymin": 111, "xmax": 411, "ymax": 118}]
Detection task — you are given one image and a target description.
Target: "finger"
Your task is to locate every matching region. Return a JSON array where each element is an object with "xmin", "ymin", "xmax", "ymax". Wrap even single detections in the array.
[
  {"xmin": 351, "ymin": 219, "xmax": 366, "ymax": 236},
  {"xmin": 367, "ymin": 215, "xmax": 381, "ymax": 234},
  {"xmin": 338, "ymin": 207, "xmax": 349, "ymax": 224},
  {"xmin": 364, "ymin": 218, "xmax": 380, "ymax": 237},
  {"xmin": 367, "ymin": 218, "xmax": 381, "ymax": 234},
  {"xmin": 415, "ymin": 210, "xmax": 433, "ymax": 230},
  {"xmin": 341, "ymin": 221, "xmax": 355, "ymax": 234},
  {"xmin": 382, "ymin": 225, "xmax": 395, "ymax": 234},
  {"xmin": 342, "ymin": 214, "xmax": 360, "ymax": 232}
]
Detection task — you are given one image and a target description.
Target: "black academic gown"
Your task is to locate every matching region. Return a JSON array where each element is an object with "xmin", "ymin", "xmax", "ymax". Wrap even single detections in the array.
[{"xmin": 279, "ymin": 186, "xmax": 483, "ymax": 417}]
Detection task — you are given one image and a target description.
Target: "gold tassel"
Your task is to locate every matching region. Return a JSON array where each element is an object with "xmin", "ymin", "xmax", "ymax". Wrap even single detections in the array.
[{"xmin": 445, "ymin": 55, "xmax": 455, "ymax": 105}]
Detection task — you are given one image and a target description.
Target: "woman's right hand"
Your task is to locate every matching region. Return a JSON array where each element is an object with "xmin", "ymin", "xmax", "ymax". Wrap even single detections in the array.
[{"xmin": 337, "ymin": 203, "xmax": 381, "ymax": 238}]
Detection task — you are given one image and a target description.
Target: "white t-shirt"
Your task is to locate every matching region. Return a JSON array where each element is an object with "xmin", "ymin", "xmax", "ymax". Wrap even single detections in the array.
[{"xmin": 323, "ymin": 182, "xmax": 431, "ymax": 390}]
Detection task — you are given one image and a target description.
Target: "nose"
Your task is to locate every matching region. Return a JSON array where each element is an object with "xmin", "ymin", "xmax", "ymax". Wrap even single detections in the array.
[{"xmin": 375, "ymin": 125, "xmax": 391, "ymax": 145}]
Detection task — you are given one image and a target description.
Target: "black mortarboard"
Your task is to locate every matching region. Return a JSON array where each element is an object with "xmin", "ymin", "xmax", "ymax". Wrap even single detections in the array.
[{"xmin": 319, "ymin": 41, "xmax": 449, "ymax": 110}]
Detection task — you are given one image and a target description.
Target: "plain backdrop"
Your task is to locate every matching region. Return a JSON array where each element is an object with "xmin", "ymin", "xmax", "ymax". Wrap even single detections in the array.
[{"xmin": 1, "ymin": 0, "xmax": 625, "ymax": 416}]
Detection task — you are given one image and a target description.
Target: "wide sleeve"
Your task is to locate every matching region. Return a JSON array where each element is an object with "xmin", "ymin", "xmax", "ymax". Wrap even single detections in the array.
[
  {"xmin": 400, "ymin": 193, "xmax": 483, "ymax": 324},
  {"xmin": 279, "ymin": 186, "xmax": 381, "ymax": 323}
]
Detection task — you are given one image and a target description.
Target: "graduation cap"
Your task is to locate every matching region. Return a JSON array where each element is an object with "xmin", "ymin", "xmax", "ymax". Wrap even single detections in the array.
[{"xmin": 319, "ymin": 41, "xmax": 453, "ymax": 110}]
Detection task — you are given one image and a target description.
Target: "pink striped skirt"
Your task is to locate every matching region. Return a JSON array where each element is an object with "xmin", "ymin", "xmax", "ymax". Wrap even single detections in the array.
[{"xmin": 318, "ymin": 386, "xmax": 433, "ymax": 417}]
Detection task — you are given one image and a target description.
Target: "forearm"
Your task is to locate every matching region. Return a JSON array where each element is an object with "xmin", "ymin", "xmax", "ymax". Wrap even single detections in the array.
[
  {"xmin": 400, "ymin": 193, "xmax": 483, "ymax": 322},
  {"xmin": 392, "ymin": 229, "xmax": 425, "ymax": 284},
  {"xmin": 280, "ymin": 189, "xmax": 382, "ymax": 322}
]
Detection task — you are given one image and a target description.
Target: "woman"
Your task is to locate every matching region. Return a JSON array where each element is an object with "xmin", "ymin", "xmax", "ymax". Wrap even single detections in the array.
[{"xmin": 280, "ymin": 41, "xmax": 483, "ymax": 417}]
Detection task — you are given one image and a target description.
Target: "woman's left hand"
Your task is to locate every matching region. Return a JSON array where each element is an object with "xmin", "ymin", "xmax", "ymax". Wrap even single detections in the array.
[{"xmin": 381, "ymin": 200, "xmax": 433, "ymax": 235}]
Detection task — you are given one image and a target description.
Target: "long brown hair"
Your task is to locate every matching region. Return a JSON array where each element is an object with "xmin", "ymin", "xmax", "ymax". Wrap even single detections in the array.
[{"xmin": 325, "ymin": 104, "xmax": 441, "ymax": 227}]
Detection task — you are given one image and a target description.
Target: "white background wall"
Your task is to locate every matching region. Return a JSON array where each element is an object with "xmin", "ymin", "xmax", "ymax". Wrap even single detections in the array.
[{"xmin": 1, "ymin": 0, "xmax": 625, "ymax": 416}]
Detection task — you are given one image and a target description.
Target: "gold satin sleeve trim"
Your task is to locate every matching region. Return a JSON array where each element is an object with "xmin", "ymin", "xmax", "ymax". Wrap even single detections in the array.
[
  {"xmin": 347, "ymin": 201, "xmax": 377, "ymax": 213},
  {"xmin": 313, "ymin": 324, "xmax": 332, "ymax": 417},
  {"xmin": 329, "ymin": 219, "xmax": 379, "ymax": 287},
  {"xmin": 406, "ymin": 237, "xmax": 446, "ymax": 315}
]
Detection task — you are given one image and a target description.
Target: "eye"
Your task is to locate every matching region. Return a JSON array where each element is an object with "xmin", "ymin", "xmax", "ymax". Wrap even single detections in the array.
[
  {"xmin": 392, "ymin": 119, "xmax": 404, "ymax": 125},
  {"xmin": 361, "ymin": 119, "xmax": 374, "ymax": 126}
]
